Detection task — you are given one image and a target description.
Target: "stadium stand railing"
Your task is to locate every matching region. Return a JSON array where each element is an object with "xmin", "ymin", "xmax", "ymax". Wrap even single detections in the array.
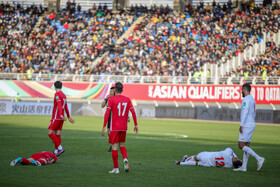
[
  {"xmin": 61, "ymin": 0, "xmax": 113, "ymax": 11},
  {"xmin": 0, "ymin": 73, "xmax": 279, "ymax": 85},
  {"xmin": 5, "ymin": 0, "xmax": 46, "ymax": 8}
]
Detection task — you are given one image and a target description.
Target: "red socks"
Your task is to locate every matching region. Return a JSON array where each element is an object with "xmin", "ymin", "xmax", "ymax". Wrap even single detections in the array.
[
  {"xmin": 120, "ymin": 146, "xmax": 128, "ymax": 160},
  {"xmin": 48, "ymin": 133, "xmax": 59, "ymax": 149},
  {"xmin": 21, "ymin": 158, "xmax": 31, "ymax": 165},
  {"xmin": 56, "ymin": 135, "xmax": 61, "ymax": 146},
  {"xmin": 112, "ymin": 150, "xmax": 119, "ymax": 168}
]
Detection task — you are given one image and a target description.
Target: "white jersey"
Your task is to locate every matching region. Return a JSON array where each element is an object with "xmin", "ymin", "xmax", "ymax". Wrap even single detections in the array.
[
  {"xmin": 241, "ymin": 95, "xmax": 256, "ymax": 128},
  {"xmin": 197, "ymin": 148, "xmax": 237, "ymax": 168}
]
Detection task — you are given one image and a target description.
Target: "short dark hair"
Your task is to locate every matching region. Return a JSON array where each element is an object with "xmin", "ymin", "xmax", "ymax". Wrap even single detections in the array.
[
  {"xmin": 115, "ymin": 82, "xmax": 123, "ymax": 93},
  {"xmin": 242, "ymin": 83, "xmax": 251, "ymax": 93},
  {"xmin": 233, "ymin": 160, "xmax": 243, "ymax": 168},
  {"xmin": 54, "ymin": 81, "xmax": 62, "ymax": 89},
  {"xmin": 110, "ymin": 86, "xmax": 115, "ymax": 90}
]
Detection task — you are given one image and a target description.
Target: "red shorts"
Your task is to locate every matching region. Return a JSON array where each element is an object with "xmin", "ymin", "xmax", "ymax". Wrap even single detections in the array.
[
  {"xmin": 31, "ymin": 153, "xmax": 45, "ymax": 161},
  {"xmin": 109, "ymin": 131, "xmax": 126, "ymax": 144},
  {"xmin": 48, "ymin": 120, "xmax": 64, "ymax": 131}
]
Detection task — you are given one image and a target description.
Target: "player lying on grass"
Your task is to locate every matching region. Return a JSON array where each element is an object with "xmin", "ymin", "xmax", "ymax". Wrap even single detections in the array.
[
  {"xmin": 175, "ymin": 148, "xmax": 242, "ymax": 168},
  {"xmin": 10, "ymin": 151, "xmax": 57, "ymax": 166}
]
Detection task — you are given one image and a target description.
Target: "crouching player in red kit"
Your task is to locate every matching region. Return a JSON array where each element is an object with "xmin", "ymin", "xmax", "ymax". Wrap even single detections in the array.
[
  {"xmin": 101, "ymin": 82, "xmax": 138, "ymax": 174},
  {"xmin": 10, "ymin": 151, "xmax": 57, "ymax": 166},
  {"xmin": 48, "ymin": 81, "xmax": 75, "ymax": 156}
]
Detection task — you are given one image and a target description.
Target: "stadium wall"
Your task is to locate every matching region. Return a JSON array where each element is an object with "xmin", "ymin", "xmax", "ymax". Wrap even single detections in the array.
[
  {"xmin": 0, "ymin": 81, "xmax": 279, "ymax": 104},
  {"xmin": 0, "ymin": 100, "xmax": 279, "ymax": 124}
]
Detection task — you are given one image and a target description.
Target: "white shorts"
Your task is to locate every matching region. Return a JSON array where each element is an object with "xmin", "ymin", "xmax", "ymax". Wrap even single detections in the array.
[
  {"xmin": 196, "ymin": 152, "xmax": 211, "ymax": 167},
  {"xmin": 238, "ymin": 127, "xmax": 255, "ymax": 142}
]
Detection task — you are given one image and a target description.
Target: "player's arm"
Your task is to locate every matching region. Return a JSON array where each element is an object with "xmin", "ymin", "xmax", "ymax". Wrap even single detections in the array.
[
  {"xmin": 232, "ymin": 152, "xmax": 237, "ymax": 158},
  {"xmin": 240, "ymin": 100, "xmax": 250, "ymax": 133},
  {"xmin": 227, "ymin": 148, "xmax": 238, "ymax": 158},
  {"xmin": 101, "ymin": 95, "xmax": 110, "ymax": 108},
  {"xmin": 129, "ymin": 107, "xmax": 138, "ymax": 134},
  {"xmin": 102, "ymin": 107, "xmax": 111, "ymax": 136},
  {"xmin": 65, "ymin": 102, "xmax": 74, "ymax": 123}
]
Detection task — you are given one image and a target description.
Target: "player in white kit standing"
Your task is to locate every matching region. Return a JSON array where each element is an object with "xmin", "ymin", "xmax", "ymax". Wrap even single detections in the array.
[{"xmin": 233, "ymin": 83, "xmax": 265, "ymax": 172}]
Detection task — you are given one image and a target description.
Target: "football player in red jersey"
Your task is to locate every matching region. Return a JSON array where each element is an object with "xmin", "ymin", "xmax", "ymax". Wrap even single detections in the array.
[
  {"xmin": 102, "ymin": 82, "xmax": 138, "ymax": 174},
  {"xmin": 48, "ymin": 81, "xmax": 75, "ymax": 156},
  {"xmin": 10, "ymin": 151, "xmax": 57, "ymax": 166}
]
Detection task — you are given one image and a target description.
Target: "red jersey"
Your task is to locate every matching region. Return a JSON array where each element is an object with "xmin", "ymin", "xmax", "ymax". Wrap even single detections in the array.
[
  {"xmin": 103, "ymin": 95, "xmax": 137, "ymax": 131},
  {"xmin": 31, "ymin": 151, "xmax": 57, "ymax": 164},
  {"xmin": 51, "ymin": 91, "xmax": 70, "ymax": 120}
]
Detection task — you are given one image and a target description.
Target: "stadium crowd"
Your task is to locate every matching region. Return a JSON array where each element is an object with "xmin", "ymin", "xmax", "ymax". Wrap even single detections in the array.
[
  {"xmin": 0, "ymin": 1, "xmax": 279, "ymax": 81},
  {"xmin": 0, "ymin": 3, "xmax": 45, "ymax": 74},
  {"xmin": 0, "ymin": 1, "xmax": 135, "ymax": 76},
  {"xmin": 226, "ymin": 40, "xmax": 280, "ymax": 84},
  {"xmin": 97, "ymin": 3, "xmax": 280, "ymax": 78}
]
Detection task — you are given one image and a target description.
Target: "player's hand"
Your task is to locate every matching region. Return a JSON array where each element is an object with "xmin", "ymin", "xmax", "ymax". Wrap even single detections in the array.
[
  {"xmin": 101, "ymin": 127, "xmax": 106, "ymax": 136},
  {"xmin": 239, "ymin": 126, "xmax": 243, "ymax": 134},
  {"xmin": 134, "ymin": 126, "xmax": 138, "ymax": 134},
  {"xmin": 69, "ymin": 118, "xmax": 75, "ymax": 124},
  {"xmin": 61, "ymin": 115, "xmax": 67, "ymax": 121},
  {"xmin": 128, "ymin": 117, "xmax": 130, "ymax": 123},
  {"xmin": 105, "ymin": 95, "xmax": 110, "ymax": 100}
]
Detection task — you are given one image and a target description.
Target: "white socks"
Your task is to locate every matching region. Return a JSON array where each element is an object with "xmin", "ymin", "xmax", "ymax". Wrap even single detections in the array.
[
  {"xmin": 58, "ymin": 145, "xmax": 63, "ymax": 150},
  {"xmin": 242, "ymin": 146, "xmax": 261, "ymax": 161},
  {"xmin": 242, "ymin": 152, "xmax": 249, "ymax": 169},
  {"xmin": 180, "ymin": 161, "xmax": 196, "ymax": 166},
  {"xmin": 186, "ymin": 156, "xmax": 195, "ymax": 162}
]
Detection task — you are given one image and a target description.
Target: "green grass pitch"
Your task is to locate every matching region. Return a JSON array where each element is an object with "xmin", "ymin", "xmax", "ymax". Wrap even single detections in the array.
[{"xmin": 0, "ymin": 115, "xmax": 279, "ymax": 187}]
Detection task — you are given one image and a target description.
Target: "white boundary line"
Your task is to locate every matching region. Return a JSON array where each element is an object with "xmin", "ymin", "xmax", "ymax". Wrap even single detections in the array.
[{"xmin": 0, "ymin": 132, "xmax": 188, "ymax": 140}]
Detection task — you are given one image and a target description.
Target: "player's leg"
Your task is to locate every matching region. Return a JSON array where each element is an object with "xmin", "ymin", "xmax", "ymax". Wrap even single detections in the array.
[
  {"xmin": 184, "ymin": 155, "xmax": 197, "ymax": 162},
  {"xmin": 241, "ymin": 143, "xmax": 264, "ymax": 171},
  {"xmin": 10, "ymin": 157, "xmax": 24, "ymax": 166},
  {"xmin": 119, "ymin": 132, "xmax": 129, "ymax": 172},
  {"xmin": 240, "ymin": 127, "xmax": 264, "ymax": 171},
  {"xmin": 234, "ymin": 141, "xmax": 248, "ymax": 171},
  {"xmin": 120, "ymin": 142, "xmax": 129, "ymax": 173},
  {"xmin": 175, "ymin": 155, "xmax": 198, "ymax": 165},
  {"xmin": 55, "ymin": 129, "xmax": 65, "ymax": 156},
  {"xmin": 28, "ymin": 158, "xmax": 42, "ymax": 166},
  {"xmin": 180, "ymin": 161, "xmax": 197, "ymax": 165},
  {"xmin": 48, "ymin": 121, "xmax": 59, "ymax": 152},
  {"xmin": 108, "ymin": 131, "xmax": 119, "ymax": 174},
  {"xmin": 242, "ymin": 142, "xmax": 250, "ymax": 169},
  {"xmin": 110, "ymin": 143, "xmax": 120, "ymax": 174},
  {"xmin": 119, "ymin": 142, "xmax": 127, "ymax": 160}
]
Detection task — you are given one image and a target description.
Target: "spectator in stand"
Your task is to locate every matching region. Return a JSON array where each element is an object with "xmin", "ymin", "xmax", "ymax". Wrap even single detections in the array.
[{"xmin": 93, "ymin": 4, "xmax": 280, "ymax": 80}]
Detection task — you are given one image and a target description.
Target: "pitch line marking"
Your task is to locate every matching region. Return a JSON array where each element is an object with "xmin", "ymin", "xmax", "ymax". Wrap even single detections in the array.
[{"xmin": 0, "ymin": 132, "xmax": 188, "ymax": 140}]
